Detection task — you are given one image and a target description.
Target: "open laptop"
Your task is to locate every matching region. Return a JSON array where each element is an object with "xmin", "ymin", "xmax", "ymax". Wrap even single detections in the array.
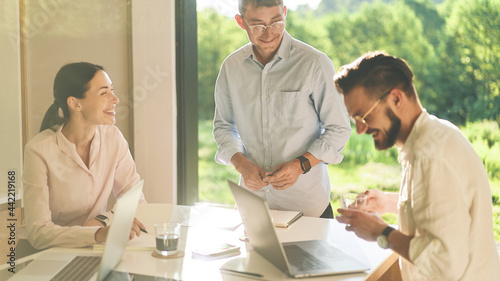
[
  {"xmin": 228, "ymin": 180, "xmax": 370, "ymax": 278},
  {"xmin": 11, "ymin": 180, "xmax": 145, "ymax": 281}
]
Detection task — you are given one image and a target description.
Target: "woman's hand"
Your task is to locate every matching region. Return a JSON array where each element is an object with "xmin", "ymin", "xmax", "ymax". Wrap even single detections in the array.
[
  {"xmin": 129, "ymin": 218, "xmax": 147, "ymax": 240},
  {"xmin": 94, "ymin": 226, "xmax": 109, "ymax": 243},
  {"xmin": 93, "ymin": 217, "xmax": 147, "ymax": 243},
  {"xmin": 84, "ymin": 218, "xmax": 106, "ymax": 227}
]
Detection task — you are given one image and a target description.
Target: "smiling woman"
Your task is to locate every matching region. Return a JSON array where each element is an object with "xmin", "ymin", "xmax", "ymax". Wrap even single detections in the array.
[
  {"xmin": 39, "ymin": 63, "xmax": 106, "ymax": 132},
  {"xmin": 22, "ymin": 63, "xmax": 147, "ymax": 250}
]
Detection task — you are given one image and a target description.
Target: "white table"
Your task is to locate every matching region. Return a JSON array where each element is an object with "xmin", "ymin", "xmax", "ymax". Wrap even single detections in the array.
[{"xmin": 1, "ymin": 204, "xmax": 393, "ymax": 280}]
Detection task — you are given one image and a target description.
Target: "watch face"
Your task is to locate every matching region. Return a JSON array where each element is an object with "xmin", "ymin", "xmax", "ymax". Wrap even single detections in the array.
[
  {"xmin": 377, "ymin": 235, "xmax": 389, "ymax": 249},
  {"xmin": 303, "ymin": 161, "xmax": 311, "ymax": 171},
  {"xmin": 297, "ymin": 156, "xmax": 311, "ymax": 173}
]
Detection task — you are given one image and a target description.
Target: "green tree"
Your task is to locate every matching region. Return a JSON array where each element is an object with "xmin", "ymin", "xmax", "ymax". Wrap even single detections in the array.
[
  {"xmin": 316, "ymin": 0, "xmax": 394, "ymax": 14},
  {"xmin": 323, "ymin": 1, "xmax": 439, "ymax": 112},
  {"xmin": 438, "ymin": 0, "xmax": 500, "ymax": 124},
  {"xmin": 197, "ymin": 9, "xmax": 248, "ymax": 120},
  {"xmin": 286, "ymin": 11, "xmax": 334, "ymax": 61},
  {"xmin": 403, "ymin": 0, "xmax": 446, "ymax": 49}
]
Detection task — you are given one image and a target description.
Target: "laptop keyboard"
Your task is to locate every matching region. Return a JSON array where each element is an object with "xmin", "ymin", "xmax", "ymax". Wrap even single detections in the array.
[
  {"xmin": 51, "ymin": 256, "xmax": 101, "ymax": 281},
  {"xmin": 284, "ymin": 244, "xmax": 329, "ymax": 271}
]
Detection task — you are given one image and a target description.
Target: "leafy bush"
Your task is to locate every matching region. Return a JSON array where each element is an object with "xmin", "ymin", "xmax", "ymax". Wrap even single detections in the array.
[
  {"xmin": 199, "ymin": 119, "xmax": 500, "ymax": 240},
  {"xmin": 462, "ymin": 120, "xmax": 500, "ymax": 179},
  {"xmin": 340, "ymin": 126, "xmax": 399, "ymax": 165}
]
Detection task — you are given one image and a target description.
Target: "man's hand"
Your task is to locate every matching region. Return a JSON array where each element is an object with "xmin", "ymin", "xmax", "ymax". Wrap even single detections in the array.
[
  {"xmin": 336, "ymin": 208, "xmax": 387, "ymax": 241},
  {"xmin": 263, "ymin": 159, "xmax": 302, "ymax": 190},
  {"xmin": 337, "ymin": 208, "xmax": 413, "ymax": 261},
  {"xmin": 231, "ymin": 153, "xmax": 267, "ymax": 191},
  {"xmin": 363, "ymin": 190, "xmax": 399, "ymax": 214}
]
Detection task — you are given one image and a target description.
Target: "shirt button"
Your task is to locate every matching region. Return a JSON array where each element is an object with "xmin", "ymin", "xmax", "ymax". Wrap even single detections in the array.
[{"xmin": 264, "ymin": 71, "xmax": 268, "ymax": 75}]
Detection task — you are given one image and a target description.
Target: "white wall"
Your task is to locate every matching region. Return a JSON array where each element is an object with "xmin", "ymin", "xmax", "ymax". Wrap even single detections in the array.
[
  {"xmin": 0, "ymin": 1, "xmax": 23, "ymax": 204},
  {"xmin": 25, "ymin": 0, "xmax": 132, "ymax": 142},
  {"xmin": 0, "ymin": 0, "xmax": 177, "ymax": 205},
  {"xmin": 131, "ymin": 0, "xmax": 177, "ymax": 203}
]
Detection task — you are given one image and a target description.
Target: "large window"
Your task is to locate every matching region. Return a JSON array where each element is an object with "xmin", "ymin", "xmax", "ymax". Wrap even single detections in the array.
[{"xmin": 191, "ymin": 0, "xmax": 500, "ymax": 242}]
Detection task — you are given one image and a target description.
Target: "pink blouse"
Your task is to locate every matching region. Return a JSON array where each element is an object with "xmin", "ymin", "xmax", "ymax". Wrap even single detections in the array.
[{"xmin": 23, "ymin": 124, "xmax": 146, "ymax": 249}]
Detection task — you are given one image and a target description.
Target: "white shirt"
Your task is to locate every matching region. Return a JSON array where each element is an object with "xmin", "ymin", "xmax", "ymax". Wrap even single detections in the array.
[
  {"xmin": 23, "ymin": 125, "xmax": 145, "ymax": 249},
  {"xmin": 398, "ymin": 111, "xmax": 500, "ymax": 280},
  {"xmin": 213, "ymin": 31, "xmax": 351, "ymax": 216}
]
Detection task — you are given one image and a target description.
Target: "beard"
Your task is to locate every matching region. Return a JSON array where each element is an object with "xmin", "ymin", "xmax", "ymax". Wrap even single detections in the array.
[{"xmin": 373, "ymin": 108, "xmax": 401, "ymax": 150}]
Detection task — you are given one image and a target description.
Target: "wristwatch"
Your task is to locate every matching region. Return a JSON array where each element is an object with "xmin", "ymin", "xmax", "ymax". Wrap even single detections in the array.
[
  {"xmin": 95, "ymin": 214, "xmax": 110, "ymax": 226},
  {"xmin": 377, "ymin": 226, "xmax": 395, "ymax": 249},
  {"xmin": 296, "ymin": 156, "xmax": 311, "ymax": 174}
]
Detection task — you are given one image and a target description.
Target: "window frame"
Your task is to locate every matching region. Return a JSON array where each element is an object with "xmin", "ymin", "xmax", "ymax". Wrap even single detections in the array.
[{"xmin": 175, "ymin": 0, "xmax": 198, "ymax": 205}]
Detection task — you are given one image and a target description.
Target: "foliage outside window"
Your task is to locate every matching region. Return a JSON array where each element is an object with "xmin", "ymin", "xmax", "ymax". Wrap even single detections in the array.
[{"xmin": 197, "ymin": 0, "xmax": 500, "ymax": 240}]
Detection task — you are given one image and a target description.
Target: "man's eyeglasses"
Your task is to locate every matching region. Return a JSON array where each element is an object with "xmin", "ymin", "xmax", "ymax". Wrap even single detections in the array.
[
  {"xmin": 242, "ymin": 17, "xmax": 286, "ymax": 37},
  {"xmin": 351, "ymin": 89, "xmax": 392, "ymax": 126}
]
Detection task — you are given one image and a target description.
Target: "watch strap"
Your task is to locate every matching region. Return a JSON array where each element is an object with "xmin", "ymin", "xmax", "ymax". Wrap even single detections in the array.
[
  {"xmin": 296, "ymin": 156, "xmax": 311, "ymax": 174},
  {"xmin": 382, "ymin": 226, "xmax": 395, "ymax": 237},
  {"xmin": 377, "ymin": 226, "xmax": 395, "ymax": 249},
  {"xmin": 95, "ymin": 214, "xmax": 109, "ymax": 226}
]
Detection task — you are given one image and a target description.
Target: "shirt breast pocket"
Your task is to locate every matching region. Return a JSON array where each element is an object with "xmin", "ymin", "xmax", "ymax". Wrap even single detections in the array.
[{"xmin": 271, "ymin": 90, "xmax": 311, "ymax": 122}]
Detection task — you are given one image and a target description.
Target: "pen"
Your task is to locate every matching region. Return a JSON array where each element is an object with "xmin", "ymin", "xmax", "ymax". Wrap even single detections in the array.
[
  {"xmin": 112, "ymin": 210, "xmax": 148, "ymax": 233},
  {"xmin": 220, "ymin": 268, "xmax": 264, "ymax": 278}
]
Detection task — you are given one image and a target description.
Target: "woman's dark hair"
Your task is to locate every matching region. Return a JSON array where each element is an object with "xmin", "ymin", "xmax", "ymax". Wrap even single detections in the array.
[{"xmin": 40, "ymin": 62, "xmax": 104, "ymax": 132}]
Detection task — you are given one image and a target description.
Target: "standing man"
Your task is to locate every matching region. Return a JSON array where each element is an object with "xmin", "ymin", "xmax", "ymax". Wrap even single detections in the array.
[
  {"xmin": 213, "ymin": 0, "xmax": 351, "ymax": 218},
  {"xmin": 334, "ymin": 51, "xmax": 500, "ymax": 280}
]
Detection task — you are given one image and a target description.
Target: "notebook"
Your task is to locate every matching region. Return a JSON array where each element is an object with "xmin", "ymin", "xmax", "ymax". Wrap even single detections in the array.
[
  {"xmin": 227, "ymin": 180, "xmax": 370, "ymax": 278},
  {"xmin": 182, "ymin": 204, "xmax": 242, "ymax": 230},
  {"xmin": 269, "ymin": 210, "xmax": 303, "ymax": 228},
  {"xmin": 11, "ymin": 180, "xmax": 145, "ymax": 281}
]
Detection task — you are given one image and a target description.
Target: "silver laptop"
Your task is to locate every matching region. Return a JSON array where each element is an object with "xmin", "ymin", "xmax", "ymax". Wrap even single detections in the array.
[
  {"xmin": 228, "ymin": 180, "xmax": 370, "ymax": 278},
  {"xmin": 11, "ymin": 180, "xmax": 145, "ymax": 281}
]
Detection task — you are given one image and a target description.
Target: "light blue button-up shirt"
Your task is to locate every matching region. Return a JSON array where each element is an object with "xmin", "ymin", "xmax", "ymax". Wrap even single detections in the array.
[{"xmin": 213, "ymin": 31, "xmax": 351, "ymax": 216}]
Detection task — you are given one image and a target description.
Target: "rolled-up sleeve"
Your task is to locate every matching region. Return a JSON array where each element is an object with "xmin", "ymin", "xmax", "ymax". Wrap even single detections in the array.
[{"xmin": 307, "ymin": 54, "xmax": 351, "ymax": 164}]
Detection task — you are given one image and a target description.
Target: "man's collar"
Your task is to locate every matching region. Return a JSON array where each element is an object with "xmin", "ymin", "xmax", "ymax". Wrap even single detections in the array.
[
  {"xmin": 398, "ymin": 109, "xmax": 429, "ymax": 163},
  {"xmin": 275, "ymin": 30, "xmax": 292, "ymax": 60}
]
